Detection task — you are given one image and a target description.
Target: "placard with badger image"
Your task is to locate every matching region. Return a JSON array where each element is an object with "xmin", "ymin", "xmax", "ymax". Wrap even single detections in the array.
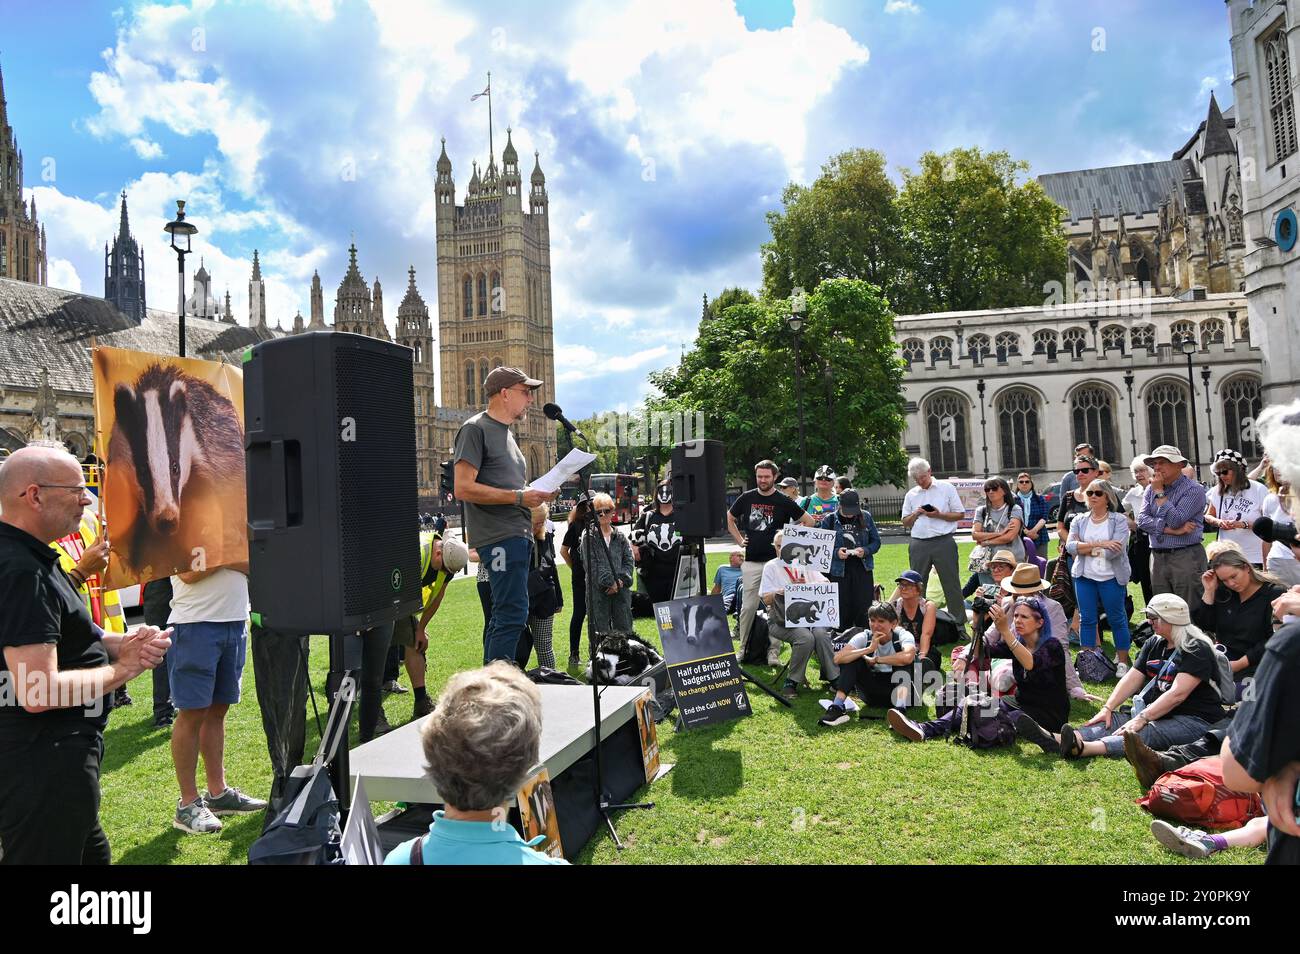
[
  {"xmin": 93, "ymin": 347, "xmax": 248, "ymax": 588},
  {"xmin": 782, "ymin": 581, "xmax": 839, "ymax": 629},
  {"xmin": 778, "ymin": 525, "xmax": 836, "ymax": 574}
]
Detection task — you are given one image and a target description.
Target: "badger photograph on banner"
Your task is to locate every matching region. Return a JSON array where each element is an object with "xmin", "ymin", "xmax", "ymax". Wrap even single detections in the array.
[{"xmin": 92, "ymin": 346, "xmax": 248, "ymax": 589}]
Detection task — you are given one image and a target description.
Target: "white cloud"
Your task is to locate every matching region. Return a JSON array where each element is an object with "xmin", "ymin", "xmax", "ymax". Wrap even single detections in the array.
[
  {"xmin": 47, "ymin": 260, "xmax": 83, "ymax": 293},
  {"xmin": 129, "ymin": 137, "xmax": 164, "ymax": 159},
  {"xmin": 1198, "ymin": 75, "xmax": 1219, "ymax": 99},
  {"xmin": 554, "ymin": 344, "xmax": 674, "ymax": 384},
  {"xmin": 884, "ymin": 0, "xmax": 921, "ymax": 14}
]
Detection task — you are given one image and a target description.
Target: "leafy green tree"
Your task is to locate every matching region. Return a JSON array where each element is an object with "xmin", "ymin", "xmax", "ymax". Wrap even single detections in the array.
[
  {"xmin": 648, "ymin": 279, "xmax": 906, "ymax": 487},
  {"xmin": 761, "ymin": 149, "xmax": 905, "ymax": 306},
  {"xmin": 897, "ymin": 147, "xmax": 1066, "ymax": 313}
]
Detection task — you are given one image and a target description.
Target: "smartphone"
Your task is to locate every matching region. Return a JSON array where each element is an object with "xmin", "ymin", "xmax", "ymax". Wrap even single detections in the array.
[{"xmin": 921, "ymin": 504, "xmax": 937, "ymax": 513}]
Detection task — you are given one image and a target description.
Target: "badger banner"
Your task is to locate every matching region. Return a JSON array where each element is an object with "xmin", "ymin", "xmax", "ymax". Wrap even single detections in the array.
[
  {"xmin": 92, "ymin": 347, "xmax": 247, "ymax": 589},
  {"xmin": 778, "ymin": 525, "xmax": 837, "ymax": 574},
  {"xmin": 782, "ymin": 581, "xmax": 839, "ymax": 629},
  {"xmin": 655, "ymin": 594, "xmax": 751, "ymax": 730}
]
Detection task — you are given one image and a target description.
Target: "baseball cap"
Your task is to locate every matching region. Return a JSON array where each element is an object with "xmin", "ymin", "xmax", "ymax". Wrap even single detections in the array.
[
  {"xmin": 1143, "ymin": 445, "xmax": 1188, "ymax": 466},
  {"xmin": 439, "ymin": 537, "xmax": 470, "ymax": 574},
  {"xmin": 1144, "ymin": 593, "xmax": 1191, "ymax": 626},
  {"xmin": 895, "ymin": 570, "xmax": 924, "ymax": 586},
  {"xmin": 838, "ymin": 489, "xmax": 862, "ymax": 517},
  {"xmin": 778, "ymin": 477, "xmax": 798, "ymax": 488},
  {"xmin": 483, "ymin": 366, "xmax": 543, "ymax": 397}
]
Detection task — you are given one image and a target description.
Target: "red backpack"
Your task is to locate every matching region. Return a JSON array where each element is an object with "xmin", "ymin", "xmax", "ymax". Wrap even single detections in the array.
[{"xmin": 1136, "ymin": 756, "xmax": 1265, "ymax": 830}]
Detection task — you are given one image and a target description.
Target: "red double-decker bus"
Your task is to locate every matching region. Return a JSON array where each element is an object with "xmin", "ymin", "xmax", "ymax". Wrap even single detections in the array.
[{"xmin": 589, "ymin": 473, "xmax": 640, "ymax": 524}]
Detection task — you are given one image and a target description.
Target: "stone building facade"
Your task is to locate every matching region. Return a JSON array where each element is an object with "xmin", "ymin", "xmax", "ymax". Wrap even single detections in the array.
[
  {"xmin": 432, "ymin": 130, "xmax": 557, "ymax": 479},
  {"xmin": 0, "ymin": 58, "xmax": 47, "ymax": 287},
  {"xmin": 1227, "ymin": 0, "xmax": 1300, "ymax": 402}
]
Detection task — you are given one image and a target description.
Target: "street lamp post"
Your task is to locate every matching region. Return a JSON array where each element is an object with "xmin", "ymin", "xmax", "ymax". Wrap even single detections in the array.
[
  {"xmin": 788, "ymin": 291, "xmax": 808, "ymax": 495},
  {"xmin": 1201, "ymin": 365, "xmax": 1215, "ymax": 454},
  {"xmin": 164, "ymin": 201, "xmax": 198, "ymax": 358},
  {"xmin": 976, "ymin": 377, "xmax": 989, "ymax": 478},
  {"xmin": 824, "ymin": 363, "xmax": 836, "ymax": 469},
  {"xmin": 1123, "ymin": 367, "xmax": 1137, "ymax": 458},
  {"xmin": 1180, "ymin": 336, "xmax": 1202, "ymax": 480}
]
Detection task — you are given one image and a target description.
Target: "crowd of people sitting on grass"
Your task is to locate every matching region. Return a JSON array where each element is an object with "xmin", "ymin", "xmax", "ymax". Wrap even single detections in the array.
[{"xmin": 722, "ymin": 402, "xmax": 1300, "ymax": 865}]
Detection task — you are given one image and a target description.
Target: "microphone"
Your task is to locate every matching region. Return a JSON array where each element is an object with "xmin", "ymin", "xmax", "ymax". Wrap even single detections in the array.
[
  {"xmin": 543, "ymin": 403, "xmax": 584, "ymax": 439},
  {"xmin": 1252, "ymin": 516, "xmax": 1300, "ymax": 549}
]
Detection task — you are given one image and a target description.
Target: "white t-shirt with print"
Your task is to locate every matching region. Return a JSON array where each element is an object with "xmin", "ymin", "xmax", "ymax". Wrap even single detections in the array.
[{"xmin": 1208, "ymin": 479, "xmax": 1269, "ymax": 564}]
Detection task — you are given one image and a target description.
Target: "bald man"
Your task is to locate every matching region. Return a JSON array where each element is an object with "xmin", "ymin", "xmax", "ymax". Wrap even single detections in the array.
[{"xmin": 0, "ymin": 445, "xmax": 171, "ymax": 865}]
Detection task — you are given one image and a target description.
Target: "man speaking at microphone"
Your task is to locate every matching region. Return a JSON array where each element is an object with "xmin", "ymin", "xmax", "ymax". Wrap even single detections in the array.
[{"xmin": 454, "ymin": 367, "xmax": 555, "ymax": 664}]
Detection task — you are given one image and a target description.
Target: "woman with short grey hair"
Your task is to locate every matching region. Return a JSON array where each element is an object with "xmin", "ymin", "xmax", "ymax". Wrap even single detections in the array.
[{"xmin": 384, "ymin": 662, "xmax": 567, "ymax": 865}]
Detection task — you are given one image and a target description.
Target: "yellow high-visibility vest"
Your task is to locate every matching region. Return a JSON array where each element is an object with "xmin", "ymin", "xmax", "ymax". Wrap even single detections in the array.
[
  {"xmin": 420, "ymin": 530, "xmax": 452, "ymax": 608},
  {"xmin": 51, "ymin": 516, "xmax": 126, "ymax": 634}
]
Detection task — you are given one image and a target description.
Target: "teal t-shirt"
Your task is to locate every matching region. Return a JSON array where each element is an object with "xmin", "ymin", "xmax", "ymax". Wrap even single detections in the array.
[
  {"xmin": 383, "ymin": 810, "xmax": 570, "ymax": 866},
  {"xmin": 713, "ymin": 564, "xmax": 743, "ymax": 601},
  {"xmin": 799, "ymin": 493, "xmax": 839, "ymax": 518}
]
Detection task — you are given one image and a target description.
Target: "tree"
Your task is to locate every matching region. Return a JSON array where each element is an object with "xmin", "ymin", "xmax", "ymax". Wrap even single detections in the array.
[
  {"xmin": 897, "ymin": 147, "xmax": 1067, "ymax": 313},
  {"xmin": 648, "ymin": 279, "xmax": 907, "ymax": 487},
  {"xmin": 761, "ymin": 149, "xmax": 905, "ymax": 306}
]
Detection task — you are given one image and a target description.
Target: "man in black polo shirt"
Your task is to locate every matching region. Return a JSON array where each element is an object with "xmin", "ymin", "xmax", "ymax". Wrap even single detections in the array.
[{"xmin": 0, "ymin": 445, "xmax": 171, "ymax": 865}]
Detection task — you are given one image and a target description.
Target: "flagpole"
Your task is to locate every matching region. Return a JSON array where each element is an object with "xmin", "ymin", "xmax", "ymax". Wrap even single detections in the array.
[{"xmin": 486, "ymin": 71, "xmax": 494, "ymax": 168}]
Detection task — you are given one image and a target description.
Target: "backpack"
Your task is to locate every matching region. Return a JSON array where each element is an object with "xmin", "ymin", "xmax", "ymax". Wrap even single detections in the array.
[
  {"xmin": 740, "ymin": 611, "xmax": 771, "ymax": 665},
  {"xmin": 1137, "ymin": 757, "xmax": 1265, "ymax": 830},
  {"xmin": 1075, "ymin": 647, "xmax": 1119, "ymax": 683},
  {"xmin": 1207, "ymin": 647, "xmax": 1237, "ymax": 705},
  {"xmin": 952, "ymin": 690, "xmax": 1015, "ymax": 749},
  {"xmin": 1130, "ymin": 619, "xmax": 1154, "ymax": 647}
]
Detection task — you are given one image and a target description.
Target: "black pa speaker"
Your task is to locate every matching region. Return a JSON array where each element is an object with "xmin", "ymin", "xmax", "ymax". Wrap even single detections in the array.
[
  {"xmin": 670, "ymin": 439, "xmax": 725, "ymax": 537},
  {"xmin": 243, "ymin": 332, "xmax": 421, "ymax": 633}
]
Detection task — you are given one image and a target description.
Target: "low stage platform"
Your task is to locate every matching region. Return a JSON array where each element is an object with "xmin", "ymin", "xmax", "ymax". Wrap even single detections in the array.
[{"xmin": 350, "ymin": 683, "xmax": 653, "ymax": 859}]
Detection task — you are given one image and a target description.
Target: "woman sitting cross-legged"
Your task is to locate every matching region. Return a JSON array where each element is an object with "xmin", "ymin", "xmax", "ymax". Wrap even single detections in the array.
[
  {"xmin": 817, "ymin": 601, "xmax": 918, "ymax": 727},
  {"xmin": 1015, "ymin": 594, "xmax": 1226, "ymax": 759},
  {"xmin": 888, "ymin": 596, "xmax": 1067, "ymax": 744}
]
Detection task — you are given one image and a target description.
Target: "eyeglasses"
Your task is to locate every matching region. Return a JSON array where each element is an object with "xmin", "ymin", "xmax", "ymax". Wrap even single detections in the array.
[
  {"xmin": 18, "ymin": 484, "xmax": 90, "ymax": 497},
  {"xmin": 1016, "ymin": 479, "xmax": 1031, "ymax": 484},
  {"xmin": 507, "ymin": 386, "xmax": 536, "ymax": 397},
  {"xmin": 1085, "ymin": 490, "xmax": 1107, "ymax": 497}
]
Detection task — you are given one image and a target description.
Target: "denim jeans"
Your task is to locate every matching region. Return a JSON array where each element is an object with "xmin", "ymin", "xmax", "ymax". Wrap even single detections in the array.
[
  {"xmin": 482, "ymin": 536, "xmax": 533, "ymax": 664},
  {"xmin": 1078, "ymin": 707, "xmax": 1212, "ymax": 757},
  {"xmin": 1074, "ymin": 575, "xmax": 1132, "ymax": 650}
]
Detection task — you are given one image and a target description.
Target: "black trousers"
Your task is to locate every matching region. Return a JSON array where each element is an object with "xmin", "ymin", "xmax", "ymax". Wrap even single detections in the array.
[
  {"xmin": 250, "ymin": 622, "xmax": 310, "ymax": 807},
  {"xmin": 1161, "ymin": 717, "xmax": 1231, "ymax": 771},
  {"xmin": 0, "ymin": 725, "xmax": 110, "ymax": 865},
  {"xmin": 569, "ymin": 568, "xmax": 587, "ymax": 657},
  {"xmin": 830, "ymin": 562, "xmax": 874, "ymax": 629},
  {"xmin": 356, "ymin": 623, "xmax": 394, "ymax": 743},
  {"xmin": 835, "ymin": 657, "xmax": 919, "ymax": 709},
  {"xmin": 142, "ymin": 578, "xmax": 175, "ymax": 722}
]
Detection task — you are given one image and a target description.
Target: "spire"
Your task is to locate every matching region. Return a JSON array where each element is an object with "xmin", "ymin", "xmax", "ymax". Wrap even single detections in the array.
[
  {"xmin": 1203, "ymin": 91, "xmax": 1235, "ymax": 159},
  {"xmin": 399, "ymin": 265, "xmax": 427, "ymax": 311},
  {"xmin": 0, "ymin": 54, "xmax": 7, "ymax": 127},
  {"xmin": 531, "ymin": 150, "xmax": 545, "ymax": 185},
  {"xmin": 469, "ymin": 160, "xmax": 481, "ymax": 194},
  {"xmin": 224, "ymin": 289, "xmax": 233, "ymax": 321},
  {"xmin": 436, "ymin": 136, "xmax": 451, "ymax": 174},
  {"xmin": 251, "ymin": 248, "xmax": 262, "ymax": 281},
  {"xmin": 118, "ymin": 190, "xmax": 130, "ymax": 242},
  {"xmin": 502, "ymin": 126, "xmax": 517, "ymax": 165},
  {"xmin": 309, "ymin": 269, "xmax": 325, "ymax": 328}
]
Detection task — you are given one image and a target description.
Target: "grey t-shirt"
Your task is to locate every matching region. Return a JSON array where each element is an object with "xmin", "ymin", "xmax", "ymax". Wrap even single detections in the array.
[{"xmin": 454, "ymin": 411, "xmax": 530, "ymax": 548}]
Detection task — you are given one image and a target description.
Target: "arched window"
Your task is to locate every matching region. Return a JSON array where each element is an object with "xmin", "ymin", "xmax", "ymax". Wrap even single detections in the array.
[
  {"xmin": 1171, "ymin": 320, "xmax": 1196, "ymax": 347},
  {"xmin": 476, "ymin": 273, "xmax": 487, "ymax": 316},
  {"xmin": 479, "ymin": 359, "xmax": 490, "ymax": 400},
  {"xmin": 1222, "ymin": 376, "xmax": 1264, "ymax": 458},
  {"xmin": 967, "ymin": 334, "xmax": 991, "ymax": 363},
  {"xmin": 1200, "ymin": 318, "xmax": 1225, "ymax": 346},
  {"xmin": 924, "ymin": 392, "xmax": 969, "ymax": 474},
  {"xmin": 901, "ymin": 338, "xmax": 925, "ymax": 367},
  {"xmin": 491, "ymin": 271, "xmax": 502, "ymax": 313},
  {"xmin": 1032, "ymin": 329, "xmax": 1058, "ymax": 359},
  {"xmin": 996, "ymin": 388, "xmax": 1042, "ymax": 471},
  {"xmin": 465, "ymin": 361, "xmax": 477, "ymax": 407},
  {"xmin": 1131, "ymin": 324, "xmax": 1156, "ymax": 351},
  {"xmin": 994, "ymin": 332, "xmax": 1020, "ymax": 360},
  {"xmin": 462, "ymin": 275, "xmax": 473, "ymax": 318},
  {"xmin": 1239, "ymin": 315, "xmax": 1251, "ymax": 342},
  {"xmin": 1101, "ymin": 324, "xmax": 1126, "ymax": 354},
  {"xmin": 1265, "ymin": 31, "xmax": 1298, "ymax": 162},
  {"xmin": 1146, "ymin": 380, "xmax": 1191, "ymax": 452},
  {"xmin": 1061, "ymin": 327, "xmax": 1087, "ymax": 358},
  {"xmin": 929, "ymin": 336, "xmax": 953, "ymax": 366},
  {"xmin": 1070, "ymin": 385, "xmax": 1118, "ymax": 465}
]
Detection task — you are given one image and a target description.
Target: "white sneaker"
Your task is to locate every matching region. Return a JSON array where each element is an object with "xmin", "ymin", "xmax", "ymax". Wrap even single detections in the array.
[
  {"xmin": 1116, "ymin": 663, "xmax": 1130, "ymax": 679},
  {"xmin": 173, "ymin": 797, "xmax": 223, "ymax": 834}
]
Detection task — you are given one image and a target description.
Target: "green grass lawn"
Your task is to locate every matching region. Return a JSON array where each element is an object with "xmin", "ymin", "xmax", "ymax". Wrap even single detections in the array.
[{"xmin": 99, "ymin": 541, "xmax": 1256, "ymax": 865}]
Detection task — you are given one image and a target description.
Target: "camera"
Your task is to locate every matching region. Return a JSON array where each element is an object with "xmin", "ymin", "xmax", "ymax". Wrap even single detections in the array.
[{"xmin": 970, "ymin": 584, "xmax": 1002, "ymax": 616}]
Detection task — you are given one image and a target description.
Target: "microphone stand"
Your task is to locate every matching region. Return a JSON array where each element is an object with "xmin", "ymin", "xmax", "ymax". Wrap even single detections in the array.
[{"xmin": 567, "ymin": 428, "xmax": 653, "ymax": 849}]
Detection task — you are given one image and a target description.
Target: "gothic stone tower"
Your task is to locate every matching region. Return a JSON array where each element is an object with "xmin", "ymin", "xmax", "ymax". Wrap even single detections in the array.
[
  {"xmin": 396, "ymin": 266, "xmax": 438, "ymax": 491},
  {"xmin": 333, "ymin": 242, "xmax": 390, "ymax": 341},
  {"xmin": 0, "ymin": 57, "xmax": 48, "ymax": 285},
  {"xmin": 104, "ymin": 191, "xmax": 145, "ymax": 321},
  {"xmin": 433, "ymin": 129, "xmax": 556, "ymax": 478}
]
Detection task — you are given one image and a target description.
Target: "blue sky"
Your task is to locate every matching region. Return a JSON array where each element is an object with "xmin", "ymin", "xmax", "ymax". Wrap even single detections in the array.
[{"xmin": 7, "ymin": 0, "xmax": 1233, "ymax": 416}]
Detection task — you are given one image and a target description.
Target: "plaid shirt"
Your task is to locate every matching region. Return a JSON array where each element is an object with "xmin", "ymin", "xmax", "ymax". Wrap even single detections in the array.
[
  {"xmin": 1136, "ymin": 475, "xmax": 1207, "ymax": 550},
  {"xmin": 1017, "ymin": 491, "xmax": 1051, "ymax": 547}
]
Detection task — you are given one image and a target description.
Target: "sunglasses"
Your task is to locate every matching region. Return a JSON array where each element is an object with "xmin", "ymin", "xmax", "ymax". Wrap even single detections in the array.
[
  {"xmin": 1073, "ymin": 468, "xmax": 1095, "ymax": 475},
  {"xmin": 1016, "ymin": 478, "xmax": 1031, "ymax": 483},
  {"xmin": 1085, "ymin": 490, "xmax": 1106, "ymax": 497},
  {"xmin": 595, "ymin": 508, "xmax": 614, "ymax": 515}
]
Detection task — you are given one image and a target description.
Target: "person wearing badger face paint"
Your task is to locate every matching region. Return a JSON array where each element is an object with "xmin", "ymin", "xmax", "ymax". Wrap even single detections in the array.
[
  {"xmin": 0, "ymin": 445, "xmax": 172, "ymax": 864},
  {"xmin": 630, "ymin": 480, "xmax": 704, "ymax": 604}
]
